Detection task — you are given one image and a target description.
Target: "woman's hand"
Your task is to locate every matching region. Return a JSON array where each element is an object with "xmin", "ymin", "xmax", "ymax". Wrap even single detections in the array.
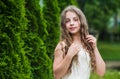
[
  {"xmin": 86, "ymin": 35, "xmax": 97, "ymax": 49},
  {"xmin": 67, "ymin": 43, "xmax": 81, "ymax": 58}
]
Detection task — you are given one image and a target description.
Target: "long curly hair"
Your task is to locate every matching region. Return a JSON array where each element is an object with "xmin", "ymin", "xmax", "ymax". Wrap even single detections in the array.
[{"xmin": 60, "ymin": 5, "xmax": 96, "ymax": 72}]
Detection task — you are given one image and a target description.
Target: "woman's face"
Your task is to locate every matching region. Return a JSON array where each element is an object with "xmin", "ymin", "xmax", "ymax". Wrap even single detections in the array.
[{"xmin": 65, "ymin": 11, "xmax": 81, "ymax": 35}]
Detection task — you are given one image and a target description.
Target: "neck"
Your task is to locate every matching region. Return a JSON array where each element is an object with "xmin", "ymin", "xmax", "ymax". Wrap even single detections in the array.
[{"xmin": 72, "ymin": 33, "xmax": 81, "ymax": 43}]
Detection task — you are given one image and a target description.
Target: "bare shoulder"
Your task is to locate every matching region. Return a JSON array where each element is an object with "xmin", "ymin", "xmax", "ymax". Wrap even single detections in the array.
[
  {"xmin": 54, "ymin": 41, "xmax": 66, "ymax": 57},
  {"xmin": 54, "ymin": 41, "xmax": 66, "ymax": 52}
]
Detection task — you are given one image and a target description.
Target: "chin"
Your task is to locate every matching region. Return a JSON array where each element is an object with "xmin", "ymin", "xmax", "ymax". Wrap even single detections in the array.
[{"xmin": 70, "ymin": 32, "xmax": 78, "ymax": 35}]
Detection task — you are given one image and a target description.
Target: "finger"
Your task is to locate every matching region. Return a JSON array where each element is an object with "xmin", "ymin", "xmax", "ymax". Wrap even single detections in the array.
[
  {"xmin": 76, "ymin": 46, "xmax": 81, "ymax": 52},
  {"xmin": 86, "ymin": 36, "xmax": 96, "ymax": 42},
  {"xmin": 86, "ymin": 38, "xmax": 95, "ymax": 43},
  {"xmin": 88, "ymin": 40, "xmax": 95, "ymax": 43},
  {"xmin": 88, "ymin": 40, "xmax": 95, "ymax": 44},
  {"xmin": 86, "ymin": 37, "xmax": 93, "ymax": 41}
]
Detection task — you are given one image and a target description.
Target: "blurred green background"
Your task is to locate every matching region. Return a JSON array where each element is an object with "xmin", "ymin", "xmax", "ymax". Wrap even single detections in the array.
[{"xmin": 0, "ymin": 0, "xmax": 120, "ymax": 79}]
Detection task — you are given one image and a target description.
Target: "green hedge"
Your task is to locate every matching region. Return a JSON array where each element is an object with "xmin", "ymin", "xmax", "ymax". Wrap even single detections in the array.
[
  {"xmin": 0, "ymin": 0, "xmax": 52, "ymax": 78},
  {"xmin": 0, "ymin": 0, "xmax": 31, "ymax": 78}
]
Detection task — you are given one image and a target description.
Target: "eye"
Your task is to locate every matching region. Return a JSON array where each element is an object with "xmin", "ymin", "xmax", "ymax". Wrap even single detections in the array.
[
  {"xmin": 74, "ymin": 17, "xmax": 79, "ymax": 21},
  {"xmin": 65, "ymin": 19, "xmax": 70, "ymax": 23}
]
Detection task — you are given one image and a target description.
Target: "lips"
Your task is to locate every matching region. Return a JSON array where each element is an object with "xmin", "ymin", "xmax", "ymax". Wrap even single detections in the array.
[{"xmin": 69, "ymin": 27, "xmax": 77, "ymax": 31}]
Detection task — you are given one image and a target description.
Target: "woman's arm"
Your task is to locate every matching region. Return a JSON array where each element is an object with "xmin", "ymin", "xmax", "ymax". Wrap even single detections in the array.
[
  {"xmin": 86, "ymin": 35, "xmax": 106, "ymax": 76},
  {"xmin": 94, "ymin": 47, "xmax": 106, "ymax": 76},
  {"xmin": 53, "ymin": 42, "xmax": 80, "ymax": 79},
  {"xmin": 53, "ymin": 49, "xmax": 73, "ymax": 79}
]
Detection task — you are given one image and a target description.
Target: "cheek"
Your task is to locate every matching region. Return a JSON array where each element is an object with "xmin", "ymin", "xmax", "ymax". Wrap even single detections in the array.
[
  {"xmin": 66, "ymin": 26, "xmax": 69, "ymax": 31},
  {"xmin": 65, "ymin": 23, "xmax": 69, "ymax": 29}
]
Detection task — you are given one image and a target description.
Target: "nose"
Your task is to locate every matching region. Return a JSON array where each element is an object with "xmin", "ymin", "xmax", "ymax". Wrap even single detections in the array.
[{"xmin": 70, "ymin": 20, "xmax": 74, "ymax": 26}]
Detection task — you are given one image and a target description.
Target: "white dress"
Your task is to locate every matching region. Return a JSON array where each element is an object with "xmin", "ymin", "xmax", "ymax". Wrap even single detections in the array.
[{"xmin": 62, "ymin": 47, "xmax": 91, "ymax": 79}]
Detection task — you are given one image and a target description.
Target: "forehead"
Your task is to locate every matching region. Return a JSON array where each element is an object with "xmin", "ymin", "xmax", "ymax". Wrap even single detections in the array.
[{"xmin": 65, "ymin": 11, "xmax": 78, "ymax": 18}]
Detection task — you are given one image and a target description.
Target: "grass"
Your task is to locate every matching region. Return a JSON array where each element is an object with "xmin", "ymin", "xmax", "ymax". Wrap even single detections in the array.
[
  {"xmin": 90, "ymin": 70, "xmax": 120, "ymax": 79},
  {"xmin": 97, "ymin": 41, "xmax": 120, "ymax": 60}
]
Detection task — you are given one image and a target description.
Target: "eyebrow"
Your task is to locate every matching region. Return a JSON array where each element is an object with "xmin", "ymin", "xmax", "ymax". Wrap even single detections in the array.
[{"xmin": 65, "ymin": 17, "xmax": 79, "ymax": 20}]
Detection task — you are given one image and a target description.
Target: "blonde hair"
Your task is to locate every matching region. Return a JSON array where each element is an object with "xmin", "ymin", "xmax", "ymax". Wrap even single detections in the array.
[{"xmin": 60, "ymin": 5, "xmax": 96, "ymax": 72}]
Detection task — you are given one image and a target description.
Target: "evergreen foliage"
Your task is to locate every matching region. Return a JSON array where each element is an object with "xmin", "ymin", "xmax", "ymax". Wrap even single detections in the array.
[
  {"xmin": 25, "ymin": 0, "xmax": 52, "ymax": 78},
  {"xmin": 0, "ymin": 0, "xmax": 31, "ymax": 78},
  {"xmin": 58, "ymin": 0, "xmax": 78, "ymax": 12},
  {"xmin": 43, "ymin": 0, "xmax": 60, "ymax": 60},
  {"xmin": 0, "ymin": 0, "xmax": 53, "ymax": 78}
]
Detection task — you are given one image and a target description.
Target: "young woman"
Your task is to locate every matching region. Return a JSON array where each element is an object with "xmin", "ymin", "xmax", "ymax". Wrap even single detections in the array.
[{"xmin": 53, "ymin": 5, "xmax": 105, "ymax": 79}]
